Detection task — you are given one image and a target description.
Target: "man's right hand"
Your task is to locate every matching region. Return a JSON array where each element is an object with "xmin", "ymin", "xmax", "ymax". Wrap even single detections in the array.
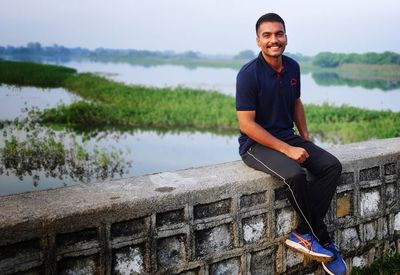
[
  {"xmin": 237, "ymin": 111, "xmax": 310, "ymax": 163},
  {"xmin": 284, "ymin": 146, "xmax": 309, "ymax": 163}
]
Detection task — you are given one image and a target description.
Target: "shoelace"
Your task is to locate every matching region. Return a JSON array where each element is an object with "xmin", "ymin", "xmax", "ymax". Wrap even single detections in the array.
[{"xmin": 292, "ymin": 231, "xmax": 313, "ymax": 251}]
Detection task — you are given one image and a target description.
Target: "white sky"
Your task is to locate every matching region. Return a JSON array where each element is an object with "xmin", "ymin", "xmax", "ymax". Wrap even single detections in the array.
[{"xmin": 1, "ymin": 0, "xmax": 400, "ymax": 56}]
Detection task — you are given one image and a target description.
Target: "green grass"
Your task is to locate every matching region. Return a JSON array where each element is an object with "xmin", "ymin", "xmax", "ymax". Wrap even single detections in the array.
[
  {"xmin": 1, "ymin": 60, "xmax": 400, "ymax": 144},
  {"xmin": 351, "ymin": 253, "xmax": 400, "ymax": 274},
  {"xmin": 305, "ymin": 104, "xmax": 400, "ymax": 143},
  {"xmin": 41, "ymin": 73, "xmax": 237, "ymax": 131},
  {"xmin": 0, "ymin": 60, "xmax": 76, "ymax": 87}
]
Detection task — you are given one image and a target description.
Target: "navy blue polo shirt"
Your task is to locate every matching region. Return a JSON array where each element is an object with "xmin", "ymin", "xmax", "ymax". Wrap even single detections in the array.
[{"xmin": 236, "ymin": 53, "xmax": 301, "ymax": 156}]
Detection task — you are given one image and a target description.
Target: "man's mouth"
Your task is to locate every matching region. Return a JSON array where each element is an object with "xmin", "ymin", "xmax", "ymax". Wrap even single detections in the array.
[{"xmin": 268, "ymin": 44, "xmax": 282, "ymax": 49}]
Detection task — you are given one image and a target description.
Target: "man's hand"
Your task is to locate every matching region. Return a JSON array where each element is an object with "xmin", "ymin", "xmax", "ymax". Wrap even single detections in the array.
[
  {"xmin": 294, "ymin": 98, "xmax": 310, "ymax": 141},
  {"xmin": 284, "ymin": 146, "xmax": 309, "ymax": 163},
  {"xmin": 237, "ymin": 111, "xmax": 309, "ymax": 163},
  {"xmin": 301, "ymin": 132, "xmax": 310, "ymax": 141}
]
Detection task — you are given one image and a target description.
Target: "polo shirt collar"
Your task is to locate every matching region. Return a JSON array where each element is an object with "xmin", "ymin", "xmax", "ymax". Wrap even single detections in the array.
[{"xmin": 258, "ymin": 52, "xmax": 286, "ymax": 76}]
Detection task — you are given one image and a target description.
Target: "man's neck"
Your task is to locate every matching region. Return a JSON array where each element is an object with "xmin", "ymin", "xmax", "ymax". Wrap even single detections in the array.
[{"xmin": 262, "ymin": 52, "xmax": 283, "ymax": 72}]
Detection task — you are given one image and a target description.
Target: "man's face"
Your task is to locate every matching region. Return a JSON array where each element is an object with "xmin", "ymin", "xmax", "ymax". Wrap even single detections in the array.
[{"xmin": 256, "ymin": 21, "xmax": 287, "ymax": 58}]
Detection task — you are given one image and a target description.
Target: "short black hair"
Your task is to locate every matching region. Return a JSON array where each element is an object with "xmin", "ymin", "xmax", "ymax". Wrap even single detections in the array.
[{"xmin": 255, "ymin": 13, "xmax": 286, "ymax": 35}]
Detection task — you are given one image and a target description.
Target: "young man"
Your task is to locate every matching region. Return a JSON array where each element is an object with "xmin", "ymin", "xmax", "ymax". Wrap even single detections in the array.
[{"xmin": 236, "ymin": 13, "xmax": 346, "ymax": 275}]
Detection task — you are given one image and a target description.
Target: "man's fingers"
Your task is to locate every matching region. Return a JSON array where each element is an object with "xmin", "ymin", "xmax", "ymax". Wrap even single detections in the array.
[
  {"xmin": 288, "ymin": 147, "xmax": 309, "ymax": 163},
  {"xmin": 297, "ymin": 155, "xmax": 306, "ymax": 163},
  {"xmin": 299, "ymin": 150, "xmax": 309, "ymax": 163}
]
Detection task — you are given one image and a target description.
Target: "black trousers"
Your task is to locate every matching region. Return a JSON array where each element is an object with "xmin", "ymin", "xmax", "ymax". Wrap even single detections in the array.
[{"xmin": 241, "ymin": 135, "xmax": 342, "ymax": 244}]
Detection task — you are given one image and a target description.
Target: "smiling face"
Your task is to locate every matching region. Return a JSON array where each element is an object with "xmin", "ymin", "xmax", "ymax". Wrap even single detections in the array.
[{"xmin": 256, "ymin": 21, "xmax": 287, "ymax": 62}]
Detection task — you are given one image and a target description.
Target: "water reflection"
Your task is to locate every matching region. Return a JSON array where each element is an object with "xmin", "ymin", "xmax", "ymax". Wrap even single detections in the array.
[
  {"xmin": 50, "ymin": 60, "xmax": 400, "ymax": 111},
  {"xmin": 2, "ymin": 55, "xmax": 74, "ymax": 64},
  {"xmin": 0, "ymin": 119, "xmax": 132, "ymax": 196},
  {"xmin": 61, "ymin": 61, "xmax": 237, "ymax": 96},
  {"xmin": 0, "ymin": 84, "xmax": 81, "ymax": 120},
  {"xmin": 312, "ymin": 72, "xmax": 400, "ymax": 91},
  {"xmin": 301, "ymin": 74, "xmax": 400, "ymax": 112},
  {"xmin": 0, "ymin": 124, "xmax": 240, "ymax": 196}
]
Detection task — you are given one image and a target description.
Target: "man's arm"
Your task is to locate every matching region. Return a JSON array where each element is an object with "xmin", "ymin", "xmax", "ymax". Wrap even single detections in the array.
[
  {"xmin": 237, "ymin": 111, "xmax": 309, "ymax": 163},
  {"xmin": 294, "ymin": 98, "xmax": 309, "ymax": 140}
]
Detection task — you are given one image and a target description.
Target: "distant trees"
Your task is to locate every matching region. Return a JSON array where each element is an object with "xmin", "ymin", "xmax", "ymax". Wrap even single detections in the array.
[
  {"xmin": 0, "ymin": 43, "xmax": 204, "ymax": 60},
  {"xmin": 285, "ymin": 52, "xmax": 312, "ymax": 63},
  {"xmin": 231, "ymin": 50, "xmax": 312, "ymax": 63},
  {"xmin": 234, "ymin": 50, "xmax": 256, "ymax": 60},
  {"xmin": 2, "ymin": 43, "xmax": 400, "ymax": 67},
  {"xmin": 313, "ymin": 51, "xmax": 400, "ymax": 67},
  {"xmin": 0, "ymin": 43, "xmax": 91, "ymax": 58},
  {"xmin": 27, "ymin": 42, "xmax": 42, "ymax": 52},
  {"xmin": 182, "ymin": 51, "xmax": 200, "ymax": 59}
]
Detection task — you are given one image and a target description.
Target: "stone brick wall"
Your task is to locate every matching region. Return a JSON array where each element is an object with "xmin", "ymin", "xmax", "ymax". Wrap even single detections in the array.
[{"xmin": 0, "ymin": 137, "xmax": 399, "ymax": 274}]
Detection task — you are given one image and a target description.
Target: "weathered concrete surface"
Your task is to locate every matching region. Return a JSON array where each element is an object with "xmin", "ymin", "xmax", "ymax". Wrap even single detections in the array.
[
  {"xmin": 0, "ymin": 137, "xmax": 399, "ymax": 274},
  {"xmin": 0, "ymin": 160, "xmax": 271, "ymax": 241},
  {"xmin": 1, "ymin": 138, "xmax": 399, "ymax": 232}
]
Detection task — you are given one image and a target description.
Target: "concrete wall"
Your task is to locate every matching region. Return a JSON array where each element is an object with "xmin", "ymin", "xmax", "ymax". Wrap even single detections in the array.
[{"xmin": 0, "ymin": 137, "xmax": 399, "ymax": 275}]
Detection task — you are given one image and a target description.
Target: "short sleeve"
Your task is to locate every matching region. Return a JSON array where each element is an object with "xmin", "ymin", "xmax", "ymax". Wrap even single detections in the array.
[
  {"xmin": 236, "ymin": 70, "xmax": 258, "ymax": 111},
  {"xmin": 296, "ymin": 74, "xmax": 301, "ymax": 98},
  {"xmin": 288, "ymin": 60, "xmax": 301, "ymax": 99},
  {"xmin": 294, "ymin": 62, "xmax": 301, "ymax": 98}
]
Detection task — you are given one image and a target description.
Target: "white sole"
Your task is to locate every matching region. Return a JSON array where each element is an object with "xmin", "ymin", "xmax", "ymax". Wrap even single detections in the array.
[
  {"xmin": 322, "ymin": 258, "xmax": 347, "ymax": 275},
  {"xmin": 285, "ymin": 239, "xmax": 333, "ymax": 263},
  {"xmin": 322, "ymin": 263, "xmax": 335, "ymax": 275}
]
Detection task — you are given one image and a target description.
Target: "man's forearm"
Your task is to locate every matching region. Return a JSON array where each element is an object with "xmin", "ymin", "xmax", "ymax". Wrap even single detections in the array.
[
  {"xmin": 240, "ymin": 120, "xmax": 291, "ymax": 154},
  {"xmin": 240, "ymin": 120, "xmax": 309, "ymax": 163},
  {"xmin": 294, "ymin": 99, "xmax": 309, "ymax": 140},
  {"xmin": 237, "ymin": 110, "xmax": 309, "ymax": 163}
]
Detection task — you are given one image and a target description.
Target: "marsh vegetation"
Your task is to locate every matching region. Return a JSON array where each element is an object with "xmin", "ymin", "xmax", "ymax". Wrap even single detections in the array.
[
  {"xmin": 0, "ymin": 59, "xmax": 399, "ymax": 194},
  {"xmin": 0, "ymin": 109, "xmax": 131, "ymax": 187}
]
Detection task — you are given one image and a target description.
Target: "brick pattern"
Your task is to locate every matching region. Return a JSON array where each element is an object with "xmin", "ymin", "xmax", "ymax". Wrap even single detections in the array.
[
  {"xmin": 332, "ymin": 160, "xmax": 400, "ymax": 273},
  {"xmin": 0, "ymin": 158, "xmax": 399, "ymax": 274}
]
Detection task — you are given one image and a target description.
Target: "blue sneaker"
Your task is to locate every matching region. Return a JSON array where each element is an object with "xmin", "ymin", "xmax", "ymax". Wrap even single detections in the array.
[
  {"xmin": 322, "ymin": 242, "xmax": 347, "ymax": 275},
  {"xmin": 285, "ymin": 230, "xmax": 334, "ymax": 262}
]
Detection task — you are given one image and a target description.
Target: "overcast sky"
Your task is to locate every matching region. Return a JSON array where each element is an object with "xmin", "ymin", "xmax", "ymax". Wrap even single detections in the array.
[{"xmin": 2, "ymin": 0, "xmax": 400, "ymax": 56}]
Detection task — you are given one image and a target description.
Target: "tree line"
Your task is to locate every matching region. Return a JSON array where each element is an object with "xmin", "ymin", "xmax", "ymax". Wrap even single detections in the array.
[
  {"xmin": 0, "ymin": 42, "xmax": 201, "ymax": 60},
  {"xmin": 1, "ymin": 42, "xmax": 312, "ymax": 63},
  {"xmin": 1, "ymin": 43, "xmax": 399, "ymax": 66},
  {"xmin": 313, "ymin": 51, "xmax": 400, "ymax": 67}
]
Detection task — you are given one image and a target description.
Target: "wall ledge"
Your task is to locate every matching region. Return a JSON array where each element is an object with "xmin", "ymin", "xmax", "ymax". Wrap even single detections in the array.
[{"xmin": 0, "ymin": 137, "xmax": 399, "ymax": 274}]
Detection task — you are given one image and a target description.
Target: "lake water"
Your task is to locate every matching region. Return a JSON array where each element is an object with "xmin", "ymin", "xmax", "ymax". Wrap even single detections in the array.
[
  {"xmin": 0, "ymin": 128, "xmax": 237, "ymax": 195},
  {"xmin": 0, "ymin": 85, "xmax": 81, "ymax": 120},
  {"xmin": 59, "ymin": 60, "xmax": 400, "ymax": 111},
  {"xmin": 1, "ymin": 60, "xmax": 400, "ymax": 195}
]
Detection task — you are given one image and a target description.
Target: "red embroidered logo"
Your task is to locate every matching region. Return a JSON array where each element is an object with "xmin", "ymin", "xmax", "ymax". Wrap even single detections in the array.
[{"xmin": 291, "ymin": 78, "xmax": 297, "ymax": 86}]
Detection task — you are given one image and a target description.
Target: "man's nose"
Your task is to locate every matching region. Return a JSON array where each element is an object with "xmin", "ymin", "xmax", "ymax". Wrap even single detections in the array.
[{"xmin": 270, "ymin": 34, "xmax": 279, "ymax": 43}]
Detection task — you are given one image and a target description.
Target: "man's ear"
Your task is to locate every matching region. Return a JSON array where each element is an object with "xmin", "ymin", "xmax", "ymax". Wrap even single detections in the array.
[{"xmin": 256, "ymin": 36, "xmax": 261, "ymax": 47}]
